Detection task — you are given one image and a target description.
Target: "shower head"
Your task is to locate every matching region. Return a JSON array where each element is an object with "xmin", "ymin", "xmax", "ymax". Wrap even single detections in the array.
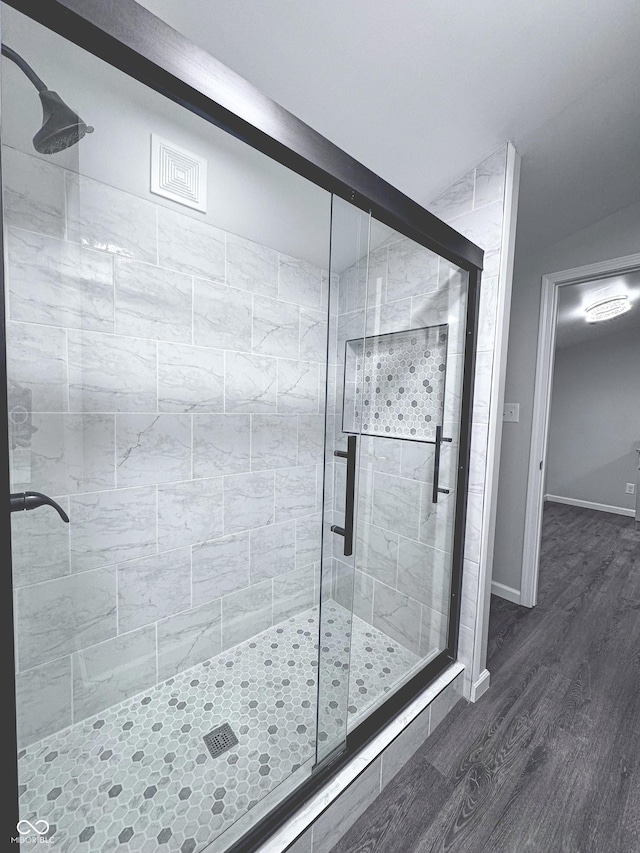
[
  {"xmin": 1, "ymin": 43, "xmax": 93, "ymax": 154},
  {"xmin": 33, "ymin": 89, "xmax": 94, "ymax": 154}
]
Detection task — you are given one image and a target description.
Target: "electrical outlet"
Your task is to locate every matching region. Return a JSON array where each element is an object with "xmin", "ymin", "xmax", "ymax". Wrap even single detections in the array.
[
  {"xmin": 503, "ymin": 403, "xmax": 520, "ymax": 423},
  {"xmin": 626, "ymin": 483, "xmax": 636, "ymax": 495}
]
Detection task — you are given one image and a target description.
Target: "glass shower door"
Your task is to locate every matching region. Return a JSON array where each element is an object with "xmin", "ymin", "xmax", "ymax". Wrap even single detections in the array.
[{"xmin": 316, "ymin": 202, "xmax": 470, "ymax": 757}]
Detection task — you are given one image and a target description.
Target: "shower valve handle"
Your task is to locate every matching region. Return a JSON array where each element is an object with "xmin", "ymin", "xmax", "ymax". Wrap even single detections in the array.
[{"xmin": 10, "ymin": 491, "xmax": 70, "ymax": 523}]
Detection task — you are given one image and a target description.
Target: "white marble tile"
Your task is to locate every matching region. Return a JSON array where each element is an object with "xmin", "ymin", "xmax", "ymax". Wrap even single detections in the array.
[
  {"xmin": 367, "ymin": 245, "xmax": 389, "ymax": 303},
  {"xmin": 372, "ymin": 581, "xmax": 421, "ymax": 656},
  {"xmin": 69, "ymin": 486, "xmax": 156, "ymax": 572},
  {"xmin": 278, "ymin": 253, "xmax": 322, "ymax": 309},
  {"xmin": 464, "ymin": 490, "xmax": 484, "ymax": 564},
  {"xmin": 157, "ymin": 477, "xmax": 223, "ymax": 550},
  {"xmin": 371, "ymin": 472, "xmax": 422, "ymax": 539},
  {"xmin": 221, "ymin": 579, "xmax": 272, "ymax": 650},
  {"xmin": 365, "ymin": 298, "xmax": 412, "ymax": 336},
  {"xmin": 359, "ymin": 435, "xmax": 402, "ymax": 475},
  {"xmin": 297, "ymin": 414, "xmax": 325, "ymax": 466},
  {"xmin": 7, "ymin": 228, "xmax": 114, "ymax": 332},
  {"xmin": 443, "ymin": 352, "xmax": 464, "ymax": 423},
  {"xmin": 355, "ymin": 522, "xmax": 398, "ymax": 587},
  {"xmin": 273, "ymin": 564, "xmax": 315, "ymax": 623},
  {"xmin": 225, "ymin": 352, "xmax": 277, "ymax": 413},
  {"xmin": 337, "ymin": 311, "xmax": 365, "ymax": 364},
  {"xmin": 16, "ymin": 567, "xmax": 116, "ymax": 670},
  {"xmin": 311, "ymin": 758, "xmax": 381, "ymax": 853},
  {"xmin": 10, "ymin": 413, "xmax": 115, "ymax": 495},
  {"xmin": 472, "ymin": 351, "xmax": 494, "ymax": 424},
  {"xmin": 396, "ymin": 536, "xmax": 450, "ymax": 612},
  {"xmin": 430, "ymin": 669, "xmax": 463, "ymax": 730},
  {"xmin": 7, "ymin": 321, "xmax": 68, "ymax": 412},
  {"xmin": 10, "ymin": 495, "xmax": 70, "ymax": 588},
  {"xmin": 250, "ymin": 414, "xmax": 298, "ymax": 471},
  {"xmin": 277, "ymin": 359, "xmax": 319, "ymax": 414},
  {"xmin": 469, "ymin": 421, "xmax": 489, "ymax": 495},
  {"xmin": 428, "ymin": 170, "xmax": 474, "ymax": 222},
  {"xmin": 477, "ymin": 275, "xmax": 498, "ymax": 352},
  {"xmin": 158, "ymin": 342, "xmax": 224, "ymax": 413},
  {"xmin": 192, "ymin": 532, "xmax": 250, "ymax": 605},
  {"xmin": 452, "ymin": 200, "xmax": 503, "ymax": 278},
  {"xmin": 474, "ymin": 147, "xmax": 506, "ymax": 209},
  {"xmin": 226, "ymin": 232, "xmax": 278, "ymax": 297},
  {"xmin": 116, "ymin": 413, "xmax": 191, "ymax": 487},
  {"xmin": 252, "ymin": 294, "xmax": 300, "ymax": 359},
  {"xmin": 193, "ymin": 278, "xmax": 253, "ymax": 352},
  {"xmin": 409, "ymin": 286, "xmax": 450, "ymax": 330},
  {"xmin": 386, "ymin": 239, "xmax": 439, "ymax": 303},
  {"xmin": 460, "ymin": 559, "xmax": 480, "ymax": 632},
  {"xmin": 157, "ymin": 207, "xmax": 225, "ymax": 280},
  {"xmin": 275, "ymin": 465, "xmax": 317, "ymax": 522},
  {"xmin": 419, "ymin": 603, "xmax": 449, "ymax": 658},
  {"xmin": 68, "ymin": 330, "xmax": 157, "ymax": 412},
  {"xmin": 118, "ymin": 547, "xmax": 191, "ymax": 632},
  {"xmin": 299, "ymin": 307, "xmax": 327, "ymax": 363},
  {"xmin": 338, "ymin": 260, "xmax": 367, "ymax": 315},
  {"xmin": 2, "ymin": 146, "xmax": 66, "ymax": 237},
  {"xmin": 400, "ymin": 440, "xmax": 436, "ymax": 483},
  {"xmin": 250, "ymin": 520, "xmax": 296, "ymax": 582},
  {"xmin": 157, "ymin": 598, "xmax": 222, "ymax": 681},
  {"xmin": 224, "ymin": 471, "xmax": 275, "ymax": 534},
  {"xmin": 115, "ymin": 259, "xmax": 192, "ymax": 344},
  {"xmin": 15, "ymin": 657, "xmax": 71, "ymax": 749},
  {"xmin": 67, "ymin": 173, "xmax": 157, "ymax": 262},
  {"xmin": 72, "ymin": 625, "xmax": 156, "ymax": 722},
  {"xmin": 192, "ymin": 414, "xmax": 250, "ymax": 477},
  {"xmin": 381, "ymin": 703, "xmax": 431, "ymax": 786},
  {"xmin": 295, "ymin": 513, "xmax": 322, "ymax": 569},
  {"xmin": 419, "ymin": 487, "xmax": 456, "ymax": 554}
]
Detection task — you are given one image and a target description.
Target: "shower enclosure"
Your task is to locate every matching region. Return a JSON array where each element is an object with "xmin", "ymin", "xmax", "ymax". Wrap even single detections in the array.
[{"xmin": 2, "ymin": 2, "xmax": 483, "ymax": 851}]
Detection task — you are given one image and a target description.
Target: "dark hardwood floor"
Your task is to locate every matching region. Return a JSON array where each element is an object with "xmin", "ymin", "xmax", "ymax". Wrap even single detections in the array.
[{"xmin": 332, "ymin": 503, "xmax": 640, "ymax": 853}]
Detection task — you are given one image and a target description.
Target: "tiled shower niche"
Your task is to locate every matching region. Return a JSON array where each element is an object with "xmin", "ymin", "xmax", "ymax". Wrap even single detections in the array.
[{"xmin": 342, "ymin": 325, "xmax": 448, "ymax": 442}]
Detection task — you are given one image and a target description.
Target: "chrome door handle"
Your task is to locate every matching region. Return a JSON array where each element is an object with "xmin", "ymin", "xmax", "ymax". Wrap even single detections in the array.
[
  {"xmin": 331, "ymin": 435, "xmax": 356, "ymax": 556},
  {"xmin": 10, "ymin": 491, "xmax": 69, "ymax": 523}
]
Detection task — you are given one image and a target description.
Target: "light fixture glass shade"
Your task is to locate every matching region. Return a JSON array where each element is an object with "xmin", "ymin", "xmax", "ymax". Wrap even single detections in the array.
[{"xmin": 584, "ymin": 295, "xmax": 631, "ymax": 323}]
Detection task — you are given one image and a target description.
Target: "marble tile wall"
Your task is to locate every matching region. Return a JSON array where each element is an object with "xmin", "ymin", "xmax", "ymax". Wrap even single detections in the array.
[
  {"xmin": 329, "ymin": 229, "xmax": 467, "ymax": 662},
  {"xmin": 6, "ymin": 146, "xmax": 328, "ymax": 746}
]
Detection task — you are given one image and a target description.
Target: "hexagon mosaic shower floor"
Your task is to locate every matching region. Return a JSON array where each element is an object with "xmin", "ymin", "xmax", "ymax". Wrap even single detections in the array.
[{"xmin": 18, "ymin": 602, "xmax": 419, "ymax": 852}]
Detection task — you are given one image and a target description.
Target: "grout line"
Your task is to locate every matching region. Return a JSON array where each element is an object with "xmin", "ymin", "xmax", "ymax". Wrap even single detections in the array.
[{"xmin": 471, "ymin": 168, "xmax": 477, "ymax": 210}]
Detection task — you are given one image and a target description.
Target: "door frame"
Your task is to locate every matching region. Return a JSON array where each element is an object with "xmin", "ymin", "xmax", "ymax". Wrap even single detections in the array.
[{"xmin": 521, "ymin": 251, "xmax": 640, "ymax": 607}]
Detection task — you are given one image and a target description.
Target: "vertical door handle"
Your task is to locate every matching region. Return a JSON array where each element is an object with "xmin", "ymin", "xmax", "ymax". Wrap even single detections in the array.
[
  {"xmin": 432, "ymin": 425, "xmax": 452, "ymax": 504},
  {"xmin": 331, "ymin": 435, "xmax": 356, "ymax": 556}
]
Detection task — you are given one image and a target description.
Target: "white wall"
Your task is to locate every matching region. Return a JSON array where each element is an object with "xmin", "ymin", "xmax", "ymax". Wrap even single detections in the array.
[
  {"xmin": 546, "ymin": 328, "xmax": 640, "ymax": 511},
  {"xmin": 494, "ymin": 199, "xmax": 640, "ymax": 594}
]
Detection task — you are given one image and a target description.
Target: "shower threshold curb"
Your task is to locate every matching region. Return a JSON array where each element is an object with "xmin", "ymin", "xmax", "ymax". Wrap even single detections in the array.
[{"xmin": 260, "ymin": 661, "xmax": 465, "ymax": 852}]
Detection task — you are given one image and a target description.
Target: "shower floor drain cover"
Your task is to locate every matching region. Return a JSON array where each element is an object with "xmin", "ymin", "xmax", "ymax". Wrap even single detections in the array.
[{"xmin": 203, "ymin": 723, "xmax": 238, "ymax": 759}]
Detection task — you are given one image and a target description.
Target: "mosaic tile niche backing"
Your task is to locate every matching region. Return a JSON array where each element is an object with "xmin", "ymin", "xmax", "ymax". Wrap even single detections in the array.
[{"xmin": 343, "ymin": 325, "xmax": 448, "ymax": 441}]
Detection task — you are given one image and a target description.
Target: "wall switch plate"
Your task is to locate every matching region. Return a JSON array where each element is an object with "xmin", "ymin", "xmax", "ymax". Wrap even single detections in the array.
[
  {"xmin": 626, "ymin": 483, "xmax": 636, "ymax": 495},
  {"xmin": 503, "ymin": 403, "xmax": 520, "ymax": 423}
]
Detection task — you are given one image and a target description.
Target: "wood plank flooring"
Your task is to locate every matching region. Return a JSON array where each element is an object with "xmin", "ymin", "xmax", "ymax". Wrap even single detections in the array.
[{"xmin": 331, "ymin": 503, "xmax": 640, "ymax": 853}]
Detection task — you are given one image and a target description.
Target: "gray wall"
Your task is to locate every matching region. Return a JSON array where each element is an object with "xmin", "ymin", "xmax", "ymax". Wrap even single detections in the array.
[
  {"xmin": 493, "ymin": 199, "xmax": 640, "ymax": 593},
  {"xmin": 546, "ymin": 327, "xmax": 640, "ymax": 510}
]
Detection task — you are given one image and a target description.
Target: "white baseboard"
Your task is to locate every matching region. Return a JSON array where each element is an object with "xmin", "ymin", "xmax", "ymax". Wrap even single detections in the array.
[
  {"xmin": 545, "ymin": 494, "xmax": 635, "ymax": 518},
  {"xmin": 491, "ymin": 580, "xmax": 522, "ymax": 604},
  {"xmin": 470, "ymin": 669, "xmax": 491, "ymax": 702}
]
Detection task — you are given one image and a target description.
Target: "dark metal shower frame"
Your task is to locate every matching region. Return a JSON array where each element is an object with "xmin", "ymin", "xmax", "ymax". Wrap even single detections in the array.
[{"xmin": 0, "ymin": 1, "xmax": 484, "ymax": 850}]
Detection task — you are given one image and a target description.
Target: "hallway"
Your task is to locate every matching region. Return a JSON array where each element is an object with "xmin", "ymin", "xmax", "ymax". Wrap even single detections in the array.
[{"xmin": 332, "ymin": 503, "xmax": 640, "ymax": 852}]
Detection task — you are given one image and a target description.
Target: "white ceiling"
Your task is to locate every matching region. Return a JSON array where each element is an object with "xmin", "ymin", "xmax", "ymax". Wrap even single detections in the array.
[
  {"xmin": 556, "ymin": 270, "xmax": 640, "ymax": 349},
  {"xmin": 139, "ymin": 0, "xmax": 640, "ymax": 258}
]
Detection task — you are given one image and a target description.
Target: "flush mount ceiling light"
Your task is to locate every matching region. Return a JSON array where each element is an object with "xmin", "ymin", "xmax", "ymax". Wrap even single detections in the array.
[{"xmin": 584, "ymin": 295, "xmax": 631, "ymax": 323}]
